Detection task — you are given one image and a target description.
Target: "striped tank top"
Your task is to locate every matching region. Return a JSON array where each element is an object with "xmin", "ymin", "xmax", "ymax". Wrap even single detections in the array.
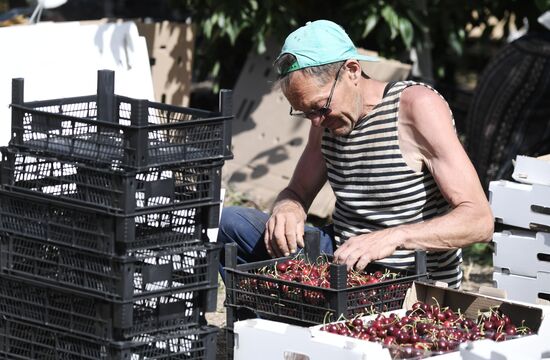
[{"xmin": 321, "ymin": 81, "xmax": 463, "ymax": 288}]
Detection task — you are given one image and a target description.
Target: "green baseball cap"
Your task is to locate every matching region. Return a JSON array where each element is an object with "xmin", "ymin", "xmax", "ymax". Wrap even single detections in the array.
[{"xmin": 276, "ymin": 20, "xmax": 378, "ymax": 76}]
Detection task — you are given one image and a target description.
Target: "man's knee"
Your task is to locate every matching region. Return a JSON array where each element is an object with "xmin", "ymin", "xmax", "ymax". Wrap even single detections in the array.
[{"xmin": 218, "ymin": 206, "xmax": 267, "ymax": 243}]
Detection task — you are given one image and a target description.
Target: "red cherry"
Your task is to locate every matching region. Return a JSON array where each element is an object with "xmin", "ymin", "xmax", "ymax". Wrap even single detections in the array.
[
  {"xmin": 505, "ymin": 325, "xmax": 517, "ymax": 336},
  {"xmin": 383, "ymin": 336, "xmax": 396, "ymax": 345},
  {"xmin": 276, "ymin": 262, "xmax": 289, "ymax": 273},
  {"xmin": 352, "ymin": 318, "xmax": 363, "ymax": 328}
]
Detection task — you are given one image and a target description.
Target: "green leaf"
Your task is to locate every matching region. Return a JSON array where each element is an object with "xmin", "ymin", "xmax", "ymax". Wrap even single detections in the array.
[
  {"xmin": 217, "ymin": 13, "xmax": 225, "ymax": 28},
  {"xmin": 203, "ymin": 17, "xmax": 214, "ymax": 39},
  {"xmin": 469, "ymin": 242, "xmax": 490, "ymax": 254},
  {"xmin": 256, "ymin": 36, "xmax": 266, "ymax": 54},
  {"xmin": 448, "ymin": 32, "xmax": 463, "ymax": 56},
  {"xmin": 226, "ymin": 23, "xmax": 238, "ymax": 44},
  {"xmin": 398, "ymin": 16, "xmax": 414, "ymax": 49},
  {"xmin": 212, "ymin": 61, "xmax": 220, "ymax": 77},
  {"xmin": 362, "ymin": 13, "xmax": 379, "ymax": 38},
  {"xmin": 381, "ymin": 5, "xmax": 399, "ymax": 40}
]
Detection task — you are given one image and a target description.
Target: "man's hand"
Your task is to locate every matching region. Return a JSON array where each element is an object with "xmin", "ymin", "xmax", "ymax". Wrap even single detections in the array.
[
  {"xmin": 333, "ymin": 229, "xmax": 403, "ymax": 271},
  {"xmin": 264, "ymin": 199, "xmax": 307, "ymax": 258}
]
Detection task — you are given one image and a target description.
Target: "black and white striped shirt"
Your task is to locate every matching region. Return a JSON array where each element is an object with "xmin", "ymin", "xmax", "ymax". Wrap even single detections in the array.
[{"xmin": 321, "ymin": 81, "xmax": 463, "ymax": 288}]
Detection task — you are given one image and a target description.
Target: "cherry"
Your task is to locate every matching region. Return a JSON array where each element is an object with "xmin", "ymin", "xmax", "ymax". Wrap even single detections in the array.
[
  {"xmin": 437, "ymin": 338, "xmax": 449, "ymax": 351},
  {"xmin": 447, "ymin": 339, "xmax": 460, "ymax": 351},
  {"xmin": 326, "ymin": 324, "xmax": 338, "ymax": 333},
  {"xmin": 409, "ymin": 332, "xmax": 420, "ymax": 344},
  {"xmin": 376, "ymin": 328, "xmax": 388, "ymax": 338},
  {"xmin": 463, "ymin": 319, "xmax": 476, "ymax": 329},
  {"xmin": 276, "ymin": 261, "xmax": 289, "ymax": 273},
  {"xmin": 443, "ymin": 308, "xmax": 455, "ymax": 320},
  {"xmin": 383, "ymin": 335, "xmax": 395, "ymax": 346},
  {"xmin": 505, "ymin": 325, "xmax": 517, "ymax": 336},
  {"xmin": 483, "ymin": 320, "xmax": 495, "ymax": 331},
  {"xmin": 396, "ymin": 330, "xmax": 410, "ymax": 344},
  {"xmin": 371, "ymin": 320, "xmax": 383, "ymax": 330},
  {"xmin": 351, "ymin": 318, "xmax": 363, "ymax": 328}
]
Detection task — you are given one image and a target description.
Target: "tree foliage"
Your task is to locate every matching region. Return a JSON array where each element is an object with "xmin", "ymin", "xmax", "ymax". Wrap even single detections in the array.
[{"xmin": 172, "ymin": 0, "xmax": 550, "ymax": 90}]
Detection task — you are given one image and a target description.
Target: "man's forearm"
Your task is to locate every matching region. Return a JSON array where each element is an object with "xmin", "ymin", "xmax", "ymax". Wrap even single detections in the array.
[{"xmin": 394, "ymin": 203, "xmax": 494, "ymax": 251}]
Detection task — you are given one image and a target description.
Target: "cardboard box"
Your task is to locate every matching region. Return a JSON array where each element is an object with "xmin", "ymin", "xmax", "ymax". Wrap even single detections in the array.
[
  {"xmin": 359, "ymin": 49, "xmax": 413, "ymax": 82},
  {"xmin": 81, "ymin": 18, "xmax": 195, "ymax": 108},
  {"xmin": 403, "ymin": 282, "xmax": 545, "ymax": 333},
  {"xmin": 512, "ymin": 154, "xmax": 550, "ymax": 186},
  {"xmin": 233, "ymin": 318, "xmax": 389, "ymax": 360},
  {"xmin": 310, "ymin": 282, "xmax": 550, "ymax": 359},
  {"xmin": 493, "ymin": 230, "xmax": 550, "ymax": 277},
  {"xmin": 233, "ymin": 282, "xmax": 550, "ymax": 360},
  {"xmin": 493, "ymin": 270, "xmax": 550, "ymax": 306},
  {"xmin": 489, "ymin": 180, "xmax": 550, "ymax": 231},
  {"xmin": 134, "ymin": 20, "xmax": 195, "ymax": 107}
]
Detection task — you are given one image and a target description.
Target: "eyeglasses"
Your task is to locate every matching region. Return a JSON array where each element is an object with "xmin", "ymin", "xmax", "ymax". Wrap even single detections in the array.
[{"xmin": 289, "ymin": 62, "xmax": 345, "ymax": 119}]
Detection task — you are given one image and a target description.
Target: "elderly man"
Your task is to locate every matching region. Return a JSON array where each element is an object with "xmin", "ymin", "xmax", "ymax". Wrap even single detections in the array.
[{"xmin": 219, "ymin": 20, "xmax": 493, "ymax": 288}]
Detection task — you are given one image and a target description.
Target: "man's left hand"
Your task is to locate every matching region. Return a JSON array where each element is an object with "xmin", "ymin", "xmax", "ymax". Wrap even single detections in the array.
[{"xmin": 333, "ymin": 229, "xmax": 403, "ymax": 271}]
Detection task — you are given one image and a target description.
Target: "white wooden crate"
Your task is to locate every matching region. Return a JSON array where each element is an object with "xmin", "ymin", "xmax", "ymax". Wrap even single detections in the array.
[
  {"xmin": 512, "ymin": 155, "xmax": 550, "ymax": 186},
  {"xmin": 493, "ymin": 230, "xmax": 550, "ymax": 277},
  {"xmin": 233, "ymin": 318, "xmax": 388, "ymax": 360},
  {"xmin": 489, "ymin": 180, "xmax": 550, "ymax": 230},
  {"xmin": 493, "ymin": 270, "xmax": 550, "ymax": 305}
]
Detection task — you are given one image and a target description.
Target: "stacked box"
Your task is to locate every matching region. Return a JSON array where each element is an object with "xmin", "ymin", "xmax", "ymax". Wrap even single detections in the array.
[
  {"xmin": 0, "ymin": 70, "xmax": 233, "ymax": 359},
  {"xmin": 489, "ymin": 155, "xmax": 550, "ymax": 305},
  {"xmin": 233, "ymin": 282, "xmax": 550, "ymax": 360}
]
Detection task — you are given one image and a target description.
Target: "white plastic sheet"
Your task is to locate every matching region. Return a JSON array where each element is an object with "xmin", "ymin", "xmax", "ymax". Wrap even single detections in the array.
[{"xmin": 0, "ymin": 21, "xmax": 154, "ymax": 146}]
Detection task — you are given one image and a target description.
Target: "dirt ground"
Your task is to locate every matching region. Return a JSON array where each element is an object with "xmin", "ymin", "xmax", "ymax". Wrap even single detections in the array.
[{"xmin": 206, "ymin": 262, "xmax": 494, "ymax": 360}]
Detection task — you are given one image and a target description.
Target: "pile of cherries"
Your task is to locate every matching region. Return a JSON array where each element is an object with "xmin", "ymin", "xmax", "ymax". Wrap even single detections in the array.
[
  {"xmin": 238, "ymin": 257, "xmax": 405, "ymax": 307},
  {"xmin": 271, "ymin": 258, "xmax": 395, "ymax": 287},
  {"xmin": 320, "ymin": 301, "xmax": 533, "ymax": 359}
]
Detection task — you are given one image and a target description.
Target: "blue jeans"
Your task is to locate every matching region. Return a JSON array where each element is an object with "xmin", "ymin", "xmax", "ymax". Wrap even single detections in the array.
[{"xmin": 217, "ymin": 206, "xmax": 335, "ymax": 275}]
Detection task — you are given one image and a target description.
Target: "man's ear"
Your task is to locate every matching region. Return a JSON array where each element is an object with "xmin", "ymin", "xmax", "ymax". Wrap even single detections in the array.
[{"xmin": 345, "ymin": 60, "xmax": 362, "ymax": 81}]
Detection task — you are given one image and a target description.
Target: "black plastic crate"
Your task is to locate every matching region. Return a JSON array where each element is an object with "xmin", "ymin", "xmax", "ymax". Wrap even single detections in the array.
[
  {"xmin": 1, "ymin": 148, "xmax": 223, "ymax": 215},
  {"xmin": 0, "ymin": 318, "xmax": 218, "ymax": 360},
  {"xmin": 224, "ymin": 248, "xmax": 425, "ymax": 327},
  {"xmin": 0, "ymin": 276, "xmax": 213, "ymax": 340},
  {"xmin": 0, "ymin": 234, "xmax": 221, "ymax": 302},
  {"xmin": 0, "ymin": 190, "xmax": 219, "ymax": 255},
  {"xmin": 10, "ymin": 70, "xmax": 233, "ymax": 170}
]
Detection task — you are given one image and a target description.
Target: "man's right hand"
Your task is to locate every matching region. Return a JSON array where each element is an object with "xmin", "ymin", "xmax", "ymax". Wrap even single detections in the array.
[{"xmin": 264, "ymin": 199, "xmax": 307, "ymax": 257}]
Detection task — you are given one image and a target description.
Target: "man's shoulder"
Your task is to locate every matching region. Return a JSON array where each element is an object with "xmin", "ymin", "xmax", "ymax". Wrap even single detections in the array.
[
  {"xmin": 401, "ymin": 82, "xmax": 440, "ymax": 101},
  {"xmin": 399, "ymin": 83, "xmax": 447, "ymax": 116}
]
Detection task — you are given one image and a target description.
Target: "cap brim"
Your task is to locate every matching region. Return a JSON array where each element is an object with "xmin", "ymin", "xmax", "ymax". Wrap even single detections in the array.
[
  {"xmin": 355, "ymin": 54, "xmax": 379, "ymax": 62},
  {"xmin": 275, "ymin": 52, "xmax": 379, "ymax": 77}
]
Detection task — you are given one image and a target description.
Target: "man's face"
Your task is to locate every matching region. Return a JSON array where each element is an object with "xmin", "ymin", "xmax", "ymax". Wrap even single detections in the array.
[{"xmin": 284, "ymin": 68, "xmax": 358, "ymax": 136}]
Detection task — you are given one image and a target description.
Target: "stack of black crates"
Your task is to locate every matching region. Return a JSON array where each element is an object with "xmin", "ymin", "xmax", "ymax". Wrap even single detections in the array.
[{"xmin": 0, "ymin": 70, "xmax": 233, "ymax": 359}]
